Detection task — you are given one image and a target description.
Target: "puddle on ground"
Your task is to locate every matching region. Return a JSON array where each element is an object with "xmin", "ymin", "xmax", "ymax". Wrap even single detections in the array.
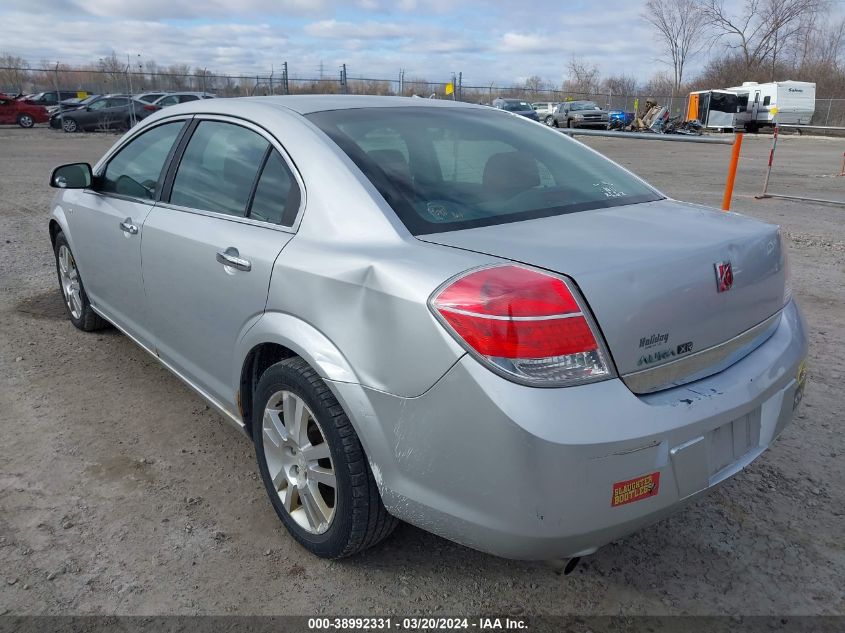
[{"xmin": 16, "ymin": 290, "xmax": 67, "ymax": 320}]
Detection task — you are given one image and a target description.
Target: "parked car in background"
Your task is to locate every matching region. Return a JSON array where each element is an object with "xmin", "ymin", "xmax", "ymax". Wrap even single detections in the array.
[
  {"xmin": 25, "ymin": 90, "xmax": 86, "ymax": 107},
  {"xmin": 48, "ymin": 94, "xmax": 102, "ymax": 116},
  {"xmin": 492, "ymin": 98, "xmax": 540, "ymax": 121},
  {"xmin": 532, "ymin": 102, "xmax": 558, "ymax": 118},
  {"xmin": 0, "ymin": 92, "xmax": 49, "ymax": 127},
  {"xmin": 55, "ymin": 94, "xmax": 151, "ymax": 132},
  {"xmin": 545, "ymin": 101, "xmax": 610, "ymax": 128},
  {"xmin": 135, "ymin": 92, "xmax": 169, "ymax": 104},
  {"xmin": 47, "ymin": 95, "xmax": 807, "ymax": 561},
  {"xmin": 141, "ymin": 92, "xmax": 216, "ymax": 114}
]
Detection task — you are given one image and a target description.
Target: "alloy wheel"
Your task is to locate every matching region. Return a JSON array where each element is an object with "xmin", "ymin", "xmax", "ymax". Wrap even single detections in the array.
[
  {"xmin": 19, "ymin": 114, "xmax": 34, "ymax": 128},
  {"xmin": 262, "ymin": 390, "xmax": 336, "ymax": 534},
  {"xmin": 57, "ymin": 244, "xmax": 82, "ymax": 319},
  {"xmin": 63, "ymin": 118, "xmax": 77, "ymax": 133}
]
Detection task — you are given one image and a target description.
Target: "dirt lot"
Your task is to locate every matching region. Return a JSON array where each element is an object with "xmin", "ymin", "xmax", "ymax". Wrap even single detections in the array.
[{"xmin": 1, "ymin": 126, "xmax": 843, "ymax": 617}]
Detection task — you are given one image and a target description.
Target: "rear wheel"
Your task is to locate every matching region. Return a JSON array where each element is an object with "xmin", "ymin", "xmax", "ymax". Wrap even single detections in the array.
[
  {"xmin": 53, "ymin": 233, "xmax": 108, "ymax": 331},
  {"xmin": 17, "ymin": 113, "xmax": 34, "ymax": 128},
  {"xmin": 62, "ymin": 117, "xmax": 78, "ymax": 133},
  {"xmin": 253, "ymin": 357, "xmax": 397, "ymax": 558}
]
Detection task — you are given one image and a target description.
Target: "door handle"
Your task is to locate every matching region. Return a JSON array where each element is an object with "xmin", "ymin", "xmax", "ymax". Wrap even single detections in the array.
[
  {"xmin": 216, "ymin": 247, "xmax": 251, "ymax": 272},
  {"xmin": 119, "ymin": 218, "xmax": 138, "ymax": 235}
]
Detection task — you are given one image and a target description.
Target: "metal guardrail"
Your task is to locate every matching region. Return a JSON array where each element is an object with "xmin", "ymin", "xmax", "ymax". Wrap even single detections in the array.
[
  {"xmin": 558, "ymin": 128, "xmax": 734, "ymax": 145},
  {"xmin": 774, "ymin": 124, "xmax": 845, "ymax": 132}
]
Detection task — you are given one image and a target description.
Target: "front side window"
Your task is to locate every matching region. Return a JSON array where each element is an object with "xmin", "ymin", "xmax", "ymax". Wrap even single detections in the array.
[
  {"xmin": 170, "ymin": 121, "xmax": 269, "ymax": 216},
  {"xmin": 308, "ymin": 106, "xmax": 661, "ymax": 235},
  {"xmin": 101, "ymin": 121, "xmax": 185, "ymax": 199}
]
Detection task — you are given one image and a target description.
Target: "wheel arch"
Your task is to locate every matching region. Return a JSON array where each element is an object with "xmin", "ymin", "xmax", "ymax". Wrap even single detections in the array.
[{"xmin": 236, "ymin": 312, "xmax": 359, "ymax": 435}]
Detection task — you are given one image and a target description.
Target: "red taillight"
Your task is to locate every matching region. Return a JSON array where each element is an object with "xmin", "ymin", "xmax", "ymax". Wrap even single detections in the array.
[
  {"xmin": 431, "ymin": 265, "xmax": 612, "ymax": 385},
  {"xmin": 143, "ymin": 104, "xmax": 159, "ymax": 111}
]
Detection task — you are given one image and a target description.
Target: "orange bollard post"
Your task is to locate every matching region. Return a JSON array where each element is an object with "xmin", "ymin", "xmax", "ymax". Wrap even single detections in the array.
[{"xmin": 722, "ymin": 132, "xmax": 744, "ymax": 211}]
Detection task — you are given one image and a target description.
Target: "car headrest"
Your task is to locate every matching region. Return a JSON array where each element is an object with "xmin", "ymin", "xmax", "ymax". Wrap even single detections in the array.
[
  {"xmin": 367, "ymin": 149, "xmax": 411, "ymax": 184},
  {"xmin": 482, "ymin": 151, "xmax": 540, "ymax": 192}
]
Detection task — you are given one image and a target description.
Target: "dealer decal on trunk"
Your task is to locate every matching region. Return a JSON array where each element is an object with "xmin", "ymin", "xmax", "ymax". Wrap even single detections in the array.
[{"xmin": 611, "ymin": 472, "xmax": 661, "ymax": 507}]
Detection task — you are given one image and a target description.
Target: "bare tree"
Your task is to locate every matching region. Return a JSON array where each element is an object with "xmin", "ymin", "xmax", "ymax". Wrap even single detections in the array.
[
  {"xmin": 701, "ymin": 0, "xmax": 828, "ymax": 80},
  {"xmin": 0, "ymin": 53, "xmax": 30, "ymax": 93},
  {"xmin": 643, "ymin": 0, "xmax": 707, "ymax": 92},
  {"xmin": 564, "ymin": 58, "xmax": 601, "ymax": 96}
]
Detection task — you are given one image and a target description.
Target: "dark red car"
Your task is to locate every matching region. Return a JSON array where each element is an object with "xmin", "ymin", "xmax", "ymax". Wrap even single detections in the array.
[{"xmin": 0, "ymin": 93, "xmax": 49, "ymax": 128}]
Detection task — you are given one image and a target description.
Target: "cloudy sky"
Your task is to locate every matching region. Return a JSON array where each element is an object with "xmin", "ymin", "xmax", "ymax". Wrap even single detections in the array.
[{"xmin": 5, "ymin": 0, "xmax": 682, "ymax": 87}]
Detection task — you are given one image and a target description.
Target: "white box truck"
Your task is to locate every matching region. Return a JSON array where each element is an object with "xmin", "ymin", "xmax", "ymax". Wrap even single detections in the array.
[{"xmin": 728, "ymin": 81, "xmax": 816, "ymax": 131}]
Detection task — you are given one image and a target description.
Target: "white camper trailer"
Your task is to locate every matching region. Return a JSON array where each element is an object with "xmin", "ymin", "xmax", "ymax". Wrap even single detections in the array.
[{"xmin": 728, "ymin": 81, "xmax": 816, "ymax": 131}]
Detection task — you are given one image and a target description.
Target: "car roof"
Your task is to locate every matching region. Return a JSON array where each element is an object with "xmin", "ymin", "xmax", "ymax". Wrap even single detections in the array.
[{"xmin": 153, "ymin": 95, "xmax": 487, "ymax": 116}]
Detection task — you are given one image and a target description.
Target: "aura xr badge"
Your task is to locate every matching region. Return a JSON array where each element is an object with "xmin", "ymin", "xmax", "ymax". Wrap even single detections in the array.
[{"xmin": 715, "ymin": 261, "xmax": 733, "ymax": 293}]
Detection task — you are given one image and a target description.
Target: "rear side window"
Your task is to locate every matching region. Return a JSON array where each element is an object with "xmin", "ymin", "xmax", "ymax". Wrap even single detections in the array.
[
  {"xmin": 179, "ymin": 95, "xmax": 199, "ymax": 102},
  {"xmin": 248, "ymin": 150, "xmax": 300, "ymax": 225},
  {"xmin": 170, "ymin": 121, "xmax": 269, "ymax": 216},
  {"xmin": 763, "ymin": 96, "xmax": 771, "ymax": 106},
  {"xmin": 308, "ymin": 106, "xmax": 661, "ymax": 235},
  {"xmin": 101, "ymin": 121, "xmax": 185, "ymax": 200}
]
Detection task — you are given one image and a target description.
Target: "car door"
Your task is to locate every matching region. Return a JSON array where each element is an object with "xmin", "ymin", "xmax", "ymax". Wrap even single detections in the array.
[
  {"xmin": 0, "ymin": 97, "xmax": 12, "ymax": 124},
  {"xmin": 66, "ymin": 118, "xmax": 189, "ymax": 348},
  {"xmin": 141, "ymin": 117, "xmax": 302, "ymax": 410}
]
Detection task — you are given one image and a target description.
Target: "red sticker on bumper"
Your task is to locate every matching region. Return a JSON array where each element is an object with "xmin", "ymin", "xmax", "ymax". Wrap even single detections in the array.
[{"xmin": 611, "ymin": 472, "xmax": 660, "ymax": 507}]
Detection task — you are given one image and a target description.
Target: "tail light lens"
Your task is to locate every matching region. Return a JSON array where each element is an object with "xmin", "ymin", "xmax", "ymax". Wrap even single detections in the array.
[
  {"xmin": 430, "ymin": 265, "xmax": 615, "ymax": 386},
  {"xmin": 143, "ymin": 104, "xmax": 159, "ymax": 111}
]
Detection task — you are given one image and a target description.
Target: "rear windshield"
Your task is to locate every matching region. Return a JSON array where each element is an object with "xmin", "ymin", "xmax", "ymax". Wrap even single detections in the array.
[
  {"xmin": 307, "ymin": 106, "xmax": 662, "ymax": 234},
  {"xmin": 501, "ymin": 100, "xmax": 532, "ymax": 112}
]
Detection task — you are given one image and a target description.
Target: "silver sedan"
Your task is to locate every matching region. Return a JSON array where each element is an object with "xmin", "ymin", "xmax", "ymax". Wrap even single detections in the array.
[{"xmin": 48, "ymin": 96, "xmax": 808, "ymax": 560}]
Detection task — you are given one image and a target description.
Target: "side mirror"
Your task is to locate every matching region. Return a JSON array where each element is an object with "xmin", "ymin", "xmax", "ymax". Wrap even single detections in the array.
[{"xmin": 50, "ymin": 163, "xmax": 93, "ymax": 189}]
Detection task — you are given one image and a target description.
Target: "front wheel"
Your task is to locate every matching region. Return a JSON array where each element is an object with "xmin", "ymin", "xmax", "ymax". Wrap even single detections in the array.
[
  {"xmin": 53, "ymin": 233, "xmax": 108, "ymax": 331},
  {"xmin": 253, "ymin": 357, "xmax": 398, "ymax": 558},
  {"xmin": 62, "ymin": 117, "xmax": 78, "ymax": 133},
  {"xmin": 17, "ymin": 113, "xmax": 34, "ymax": 128},
  {"xmin": 545, "ymin": 116, "xmax": 555, "ymax": 127}
]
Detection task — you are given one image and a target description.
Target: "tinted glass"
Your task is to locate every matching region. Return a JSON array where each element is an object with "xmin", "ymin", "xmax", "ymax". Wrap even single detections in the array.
[
  {"xmin": 180, "ymin": 95, "xmax": 199, "ymax": 102},
  {"xmin": 88, "ymin": 99, "xmax": 109, "ymax": 111},
  {"xmin": 170, "ymin": 121, "xmax": 269, "ymax": 216},
  {"xmin": 308, "ymin": 106, "xmax": 661, "ymax": 235},
  {"xmin": 158, "ymin": 95, "xmax": 179, "ymax": 106},
  {"xmin": 102, "ymin": 121, "xmax": 184, "ymax": 199},
  {"xmin": 248, "ymin": 150, "xmax": 299, "ymax": 225}
]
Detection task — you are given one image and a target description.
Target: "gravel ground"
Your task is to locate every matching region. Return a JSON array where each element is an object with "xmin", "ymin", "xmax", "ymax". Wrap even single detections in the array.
[{"xmin": 0, "ymin": 126, "xmax": 843, "ymax": 617}]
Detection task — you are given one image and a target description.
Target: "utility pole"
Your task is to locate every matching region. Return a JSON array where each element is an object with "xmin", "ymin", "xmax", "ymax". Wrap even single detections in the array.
[
  {"xmin": 340, "ymin": 64, "xmax": 348, "ymax": 94},
  {"xmin": 451, "ymin": 73, "xmax": 456, "ymax": 101},
  {"xmin": 399, "ymin": 69, "xmax": 405, "ymax": 96},
  {"xmin": 457, "ymin": 71, "xmax": 462, "ymax": 101},
  {"xmin": 54, "ymin": 62, "xmax": 64, "ymax": 131},
  {"xmin": 269, "ymin": 65, "xmax": 274, "ymax": 95},
  {"xmin": 126, "ymin": 55, "xmax": 137, "ymax": 128},
  {"xmin": 282, "ymin": 62, "xmax": 289, "ymax": 95}
]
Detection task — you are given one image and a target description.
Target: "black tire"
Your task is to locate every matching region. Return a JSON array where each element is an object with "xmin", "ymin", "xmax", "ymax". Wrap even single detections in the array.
[
  {"xmin": 17, "ymin": 113, "xmax": 35, "ymax": 128},
  {"xmin": 253, "ymin": 357, "xmax": 398, "ymax": 558},
  {"xmin": 745, "ymin": 121, "xmax": 758, "ymax": 134},
  {"xmin": 53, "ymin": 232, "xmax": 108, "ymax": 332},
  {"xmin": 545, "ymin": 115, "xmax": 554, "ymax": 127},
  {"xmin": 62, "ymin": 117, "xmax": 78, "ymax": 133},
  {"xmin": 567, "ymin": 118, "xmax": 574, "ymax": 129}
]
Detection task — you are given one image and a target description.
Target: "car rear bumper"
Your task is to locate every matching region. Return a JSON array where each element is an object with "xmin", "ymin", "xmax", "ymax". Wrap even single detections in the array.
[{"xmin": 330, "ymin": 299, "xmax": 807, "ymax": 559}]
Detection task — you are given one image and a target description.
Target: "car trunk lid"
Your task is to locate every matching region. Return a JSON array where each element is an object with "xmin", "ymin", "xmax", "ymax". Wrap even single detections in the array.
[{"xmin": 419, "ymin": 199, "xmax": 787, "ymax": 392}]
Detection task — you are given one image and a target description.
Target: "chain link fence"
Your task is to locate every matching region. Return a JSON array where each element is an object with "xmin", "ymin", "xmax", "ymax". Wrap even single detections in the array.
[{"xmin": 2, "ymin": 66, "xmax": 843, "ymax": 126}]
